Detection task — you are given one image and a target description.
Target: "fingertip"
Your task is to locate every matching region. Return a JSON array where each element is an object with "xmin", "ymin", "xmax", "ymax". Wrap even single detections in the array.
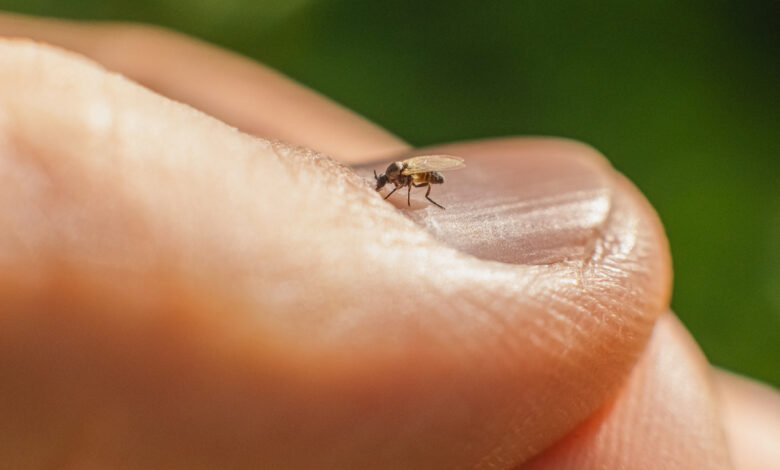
[
  {"xmin": 715, "ymin": 369, "xmax": 780, "ymax": 470},
  {"xmin": 357, "ymin": 137, "xmax": 673, "ymax": 465},
  {"xmin": 522, "ymin": 313, "xmax": 733, "ymax": 470}
]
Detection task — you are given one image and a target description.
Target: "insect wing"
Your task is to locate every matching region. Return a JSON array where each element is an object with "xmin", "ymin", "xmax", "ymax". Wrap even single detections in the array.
[{"xmin": 400, "ymin": 155, "xmax": 465, "ymax": 175}]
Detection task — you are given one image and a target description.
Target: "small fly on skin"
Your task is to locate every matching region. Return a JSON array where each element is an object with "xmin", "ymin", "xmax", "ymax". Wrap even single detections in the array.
[{"xmin": 374, "ymin": 155, "xmax": 465, "ymax": 209}]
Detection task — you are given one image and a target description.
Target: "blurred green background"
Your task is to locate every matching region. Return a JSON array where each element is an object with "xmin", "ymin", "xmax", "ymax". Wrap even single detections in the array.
[{"xmin": 3, "ymin": 0, "xmax": 778, "ymax": 386}]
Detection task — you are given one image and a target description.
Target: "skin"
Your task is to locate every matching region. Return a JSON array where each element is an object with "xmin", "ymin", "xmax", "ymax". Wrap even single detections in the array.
[{"xmin": 0, "ymin": 12, "xmax": 778, "ymax": 470}]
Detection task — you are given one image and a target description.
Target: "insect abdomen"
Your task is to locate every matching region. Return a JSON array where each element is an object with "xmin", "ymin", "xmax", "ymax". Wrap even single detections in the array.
[{"xmin": 412, "ymin": 172, "xmax": 444, "ymax": 184}]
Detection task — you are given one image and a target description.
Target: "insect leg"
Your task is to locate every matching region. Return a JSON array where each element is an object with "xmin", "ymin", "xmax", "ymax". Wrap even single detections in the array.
[
  {"xmin": 424, "ymin": 183, "xmax": 445, "ymax": 209},
  {"xmin": 407, "ymin": 183, "xmax": 412, "ymax": 206},
  {"xmin": 412, "ymin": 182, "xmax": 428, "ymax": 207},
  {"xmin": 383, "ymin": 184, "xmax": 400, "ymax": 200}
]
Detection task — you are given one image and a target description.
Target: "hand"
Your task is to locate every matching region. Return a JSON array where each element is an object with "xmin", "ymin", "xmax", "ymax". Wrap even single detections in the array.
[{"xmin": 0, "ymin": 12, "xmax": 777, "ymax": 469}]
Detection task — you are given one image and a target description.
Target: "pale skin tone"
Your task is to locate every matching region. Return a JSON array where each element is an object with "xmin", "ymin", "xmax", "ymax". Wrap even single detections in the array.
[{"xmin": 0, "ymin": 12, "xmax": 777, "ymax": 470}]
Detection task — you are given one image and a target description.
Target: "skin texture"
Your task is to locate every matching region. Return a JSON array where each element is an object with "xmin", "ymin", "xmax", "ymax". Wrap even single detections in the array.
[{"xmin": 0, "ymin": 13, "xmax": 778, "ymax": 470}]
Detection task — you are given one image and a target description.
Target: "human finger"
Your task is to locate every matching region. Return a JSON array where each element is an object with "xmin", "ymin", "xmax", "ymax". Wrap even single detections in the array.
[
  {"xmin": 0, "ymin": 40, "xmax": 669, "ymax": 468},
  {"xmin": 520, "ymin": 312, "xmax": 733, "ymax": 470},
  {"xmin": 715, "ymin": 369, "xmax": 780, "ymax": 470},
  {"xmin": 0, "ymin": 11, "xmax": 409, "ymax": 162}
]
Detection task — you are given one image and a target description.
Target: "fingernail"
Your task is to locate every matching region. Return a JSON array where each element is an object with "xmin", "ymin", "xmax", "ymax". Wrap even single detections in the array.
[{"xmin": 356, "ymin": 138, "xmax": 614, "ymax": 265}]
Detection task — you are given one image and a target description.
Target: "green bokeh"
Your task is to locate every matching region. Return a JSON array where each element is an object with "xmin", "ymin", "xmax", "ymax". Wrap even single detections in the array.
[{"xmin": 3, "ymin": 0, "xmax": 778, "ymax": 385}]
